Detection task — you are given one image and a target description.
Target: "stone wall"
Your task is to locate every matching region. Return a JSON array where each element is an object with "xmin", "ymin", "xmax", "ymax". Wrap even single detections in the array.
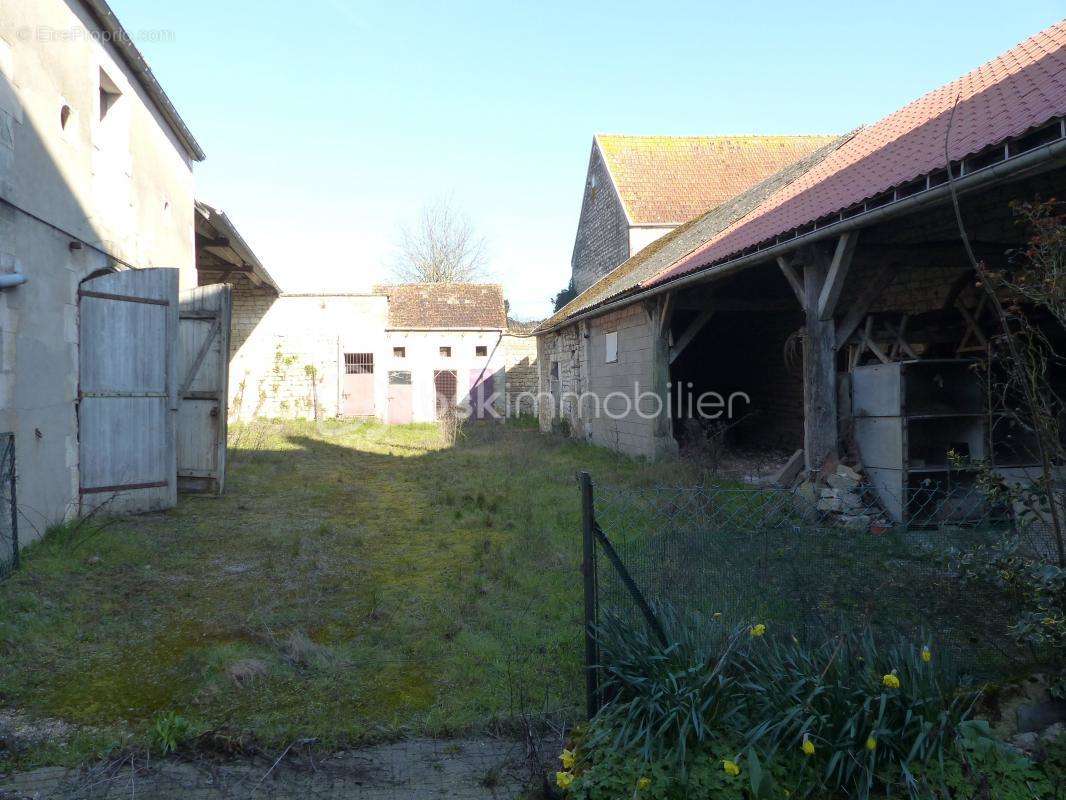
[
  {"xmin": 538, "ymin": 304, "xmax": 676, "ymax": 459},
  {"xmin": 570, "ymin": 143, "xmax": 630, "ymax": 295},
  {"xmin": 502, "ymin": 332, "xmax": 538, "ymax": 416},
  {"xmin": 227, "ymin": 292, "xmax": 388, "ymax": 421}
]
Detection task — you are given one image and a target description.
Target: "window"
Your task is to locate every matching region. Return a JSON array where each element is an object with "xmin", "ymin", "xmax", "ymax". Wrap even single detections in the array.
[
  {"xmin": 475, "ymin": 345, "xmax": 488, "ymax": 357},
  {"xmin": 98, "ymin": 68, "xmax": 122, "ymax": 121},
  {"xmin": 388, "ymin": 371, "xmax": 412, "ymax": 385},
  {"xmin": 439, "ymin": 346, "xmax": 452, "ymax": 358},
  {"xmin": 605, "ymin": 331, "xmax": 618, "ymax": 364},
  {"xmin": 344, "ymin": 353, "xmax": 373, "ymax": 374},
  {"xmin": 393, "ymin": 346, "xmax": 406, "ymax": 358},
  {"xmin": 60, "ymin": 104, "xmax": 72, "ymax": 131}
]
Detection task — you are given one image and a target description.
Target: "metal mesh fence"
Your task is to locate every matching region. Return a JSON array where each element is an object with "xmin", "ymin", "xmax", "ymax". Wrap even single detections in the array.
[
  {"xmin": 0, "ymin": 432, "xmax": 18, "ymax": 579},
  {"xmin": 585, "ymin": 471, "xmax": 1061, "ymax": 691}
]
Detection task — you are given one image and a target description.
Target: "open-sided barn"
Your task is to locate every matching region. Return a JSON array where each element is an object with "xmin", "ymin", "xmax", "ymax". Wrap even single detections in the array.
[{"xmin": 536, "ymin": 21, "xmax": 1066, "ymax": 519}]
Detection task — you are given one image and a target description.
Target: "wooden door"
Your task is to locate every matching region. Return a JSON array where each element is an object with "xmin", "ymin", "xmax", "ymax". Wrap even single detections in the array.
[
  {"xmin": 468, "ymin": 371, "xmax": 495, "ymax": 419},
  {"xmin": 434, "ymin": 370, "xmax": 457, "ymax": 418},
  {"xmin": 387, "ymin": 371, "xmax": 413, "ymax": 424},
  {"xmin": 177, "ymin": 284, "xmax": 231, "ymax": 494},
  {"xmin": 341, "ymin": 353, "xmax": 375, "ymax": 417},
  {"xmin": 78, "ymin": 268, "xmax": 178, "ymax": 514}
]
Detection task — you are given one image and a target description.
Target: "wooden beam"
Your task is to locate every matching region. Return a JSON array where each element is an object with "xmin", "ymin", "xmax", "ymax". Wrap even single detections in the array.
[
  {"xmin": 777, "ymin": 256, "xmax": 806, "ymax": 308},
  {"xmin": 669, "ymin": 308, "xmax": 715, "ymax": 364},
  {"xmin": 803, "ymin": 262, "xmax": 837, "ymax": 473},
  {"xmin": 835, "ymin": 263, "xmax": 896, "ymax": 348},
  {"xmin": 816, "ymin": 232, "xmax": 858, "ymax": 320}
]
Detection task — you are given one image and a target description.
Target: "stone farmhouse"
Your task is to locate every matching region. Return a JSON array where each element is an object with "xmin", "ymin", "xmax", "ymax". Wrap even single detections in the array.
[{"xmin": 537, "ymin": 22, "xmax": 1066, "ymax": 522}]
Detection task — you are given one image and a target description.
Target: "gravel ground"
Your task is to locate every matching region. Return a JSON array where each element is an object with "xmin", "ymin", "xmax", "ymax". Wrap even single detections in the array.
[{"xmin": 0, "ymin": 737, "xmax": 543, "ymax": 800}]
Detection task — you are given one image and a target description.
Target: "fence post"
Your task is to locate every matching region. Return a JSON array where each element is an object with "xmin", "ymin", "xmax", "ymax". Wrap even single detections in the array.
[{"xmin": 579, "ymin": 470, "xmax": 599, "ymax": 719}]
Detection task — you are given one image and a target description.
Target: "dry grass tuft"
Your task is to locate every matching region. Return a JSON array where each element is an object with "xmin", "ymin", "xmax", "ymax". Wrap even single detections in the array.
[{"xmin": 227, "ymin": 658, "xmax": 270, "ymax": 688}]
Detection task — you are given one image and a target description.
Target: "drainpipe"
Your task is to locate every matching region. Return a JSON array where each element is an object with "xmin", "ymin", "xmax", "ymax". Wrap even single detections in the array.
[{"xmin": 0, "ymin": 272, "xmax": 26, "ymax": 290}]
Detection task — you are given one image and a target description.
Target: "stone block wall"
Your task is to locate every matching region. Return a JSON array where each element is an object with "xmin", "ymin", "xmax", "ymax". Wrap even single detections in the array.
[
  {"xmin": 571, "ymin": 144, "xmax": 630, "ymax": 294},
  {"xmin": 502, "ymin": 332, "xmax": 538, "ymax": 416},
  {"xmin": 538, "ymin": 304, "xmax": 676, "ymax": 459}
]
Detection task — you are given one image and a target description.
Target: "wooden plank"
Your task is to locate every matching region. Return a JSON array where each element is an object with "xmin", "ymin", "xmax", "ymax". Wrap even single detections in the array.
[
  {"xmin": 177, "ymin": 284, "xmax": 231, "ymax": 495},
  {"xmin": 816, "ymin": 231, "xmax": 858, "ymax": 320},
  {"xmin": 777, "ymin": 256, "xmax": 806, "ymax": 308},
  {"xmin": 773, "ymin": 449, "xmax": 805, "ymax": 487},
  {"xmin": 835, "ymin": 263, "xmax": 896, "ymax": 348},
  {"xmin": 669, "ymin": 308, "xmax": 715, "ymax": 364},
  {"xmin": 78, "ymin": 268, "xmax": 179, "ymax": 515}
]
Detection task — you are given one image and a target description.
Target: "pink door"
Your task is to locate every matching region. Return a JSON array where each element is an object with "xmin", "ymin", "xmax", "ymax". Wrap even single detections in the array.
[
  {"xmin": 468, "ymin": 371, "xmax": 496, "ymax": 419},
  {"xmin": 387, "ymin": 371, "xmax": 413, "ymax": 424},
  {"xmin": 341, "ymin": 353, "xmax": 375, "ymax": 417}
]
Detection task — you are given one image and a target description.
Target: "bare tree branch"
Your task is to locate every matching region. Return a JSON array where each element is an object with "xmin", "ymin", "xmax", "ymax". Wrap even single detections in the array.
[{"xmin": 389, "ymin": 197, "xmax": 489, "ymax": 283}]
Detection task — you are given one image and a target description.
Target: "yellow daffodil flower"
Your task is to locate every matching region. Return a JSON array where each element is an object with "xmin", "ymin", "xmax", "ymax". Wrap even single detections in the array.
[
  {"xmin": 750, "ymin": 623, "xmax": 767, "ymax": 637},
  {"xmin": 866, "ymin": 737, "xmax": 877, "ymax": 751},
  {"xmin": 723, "ymin": 759, "xmax": 741, "ymax": 777},
  {"xmin": 921, "ymin": 647, "xmax": 931, "ymax": 663},
  {"xmin": 882, "ymin": 673, "xmax": 900, "ymax": 689},
  {"xmin": 560, "ymin": 749, "xmax": 575, "ymax": 769},
  {"xmin": 801, "ymin": 736, "xmax": 816, "ymax": 756},
  {"xmin": 637, "ymin": 777, "xmax": 651, "ymax": 790},
  {"xmin": 556, "ymin": 771, "xmax": 574, "ymax": 789}
]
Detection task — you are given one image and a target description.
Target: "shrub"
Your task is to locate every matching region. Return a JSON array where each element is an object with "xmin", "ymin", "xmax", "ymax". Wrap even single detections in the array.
[
  {"xmin": 586, "ymin": 605, "xmax": 745, "ymax": 764},
  {"xmin": 150, "ymin": 710, "xmax": 193, "ymax": 755},
  {"xmin": 565, "ymin": 739, "xmax": 793, "ymax": 800},
  {"xmin": 950, "ymin": 536, "xmax": 1066, "ymax": 696},
  {"xmin": 740, "ymin": 629, "xmax": 981, "ymax": 799}
]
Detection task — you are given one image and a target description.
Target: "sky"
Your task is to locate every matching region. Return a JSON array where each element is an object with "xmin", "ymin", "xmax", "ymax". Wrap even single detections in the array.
[{"xmin": 110, "ymin": 0, "xmax": 1065, "ymax": 320}]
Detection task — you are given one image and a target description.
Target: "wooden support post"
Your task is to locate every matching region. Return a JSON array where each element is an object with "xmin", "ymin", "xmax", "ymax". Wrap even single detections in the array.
[
  {"xmin": 647, "ymin": 295, "xmax": 679, "ymax": 459},
  {"xmin": 816, "ymin": 231, "xmax": 858, "ymax": 320},
  {"xmin": 669, "ymin": 308, "xmax": 714, "ymax": 364},
  {"xmin": 802, "ymin": 247, "xmax": 840, "ymax": 474},
  {"xmin": 777, "ymin": 256, "xmax": 806, "ymax": 307}
]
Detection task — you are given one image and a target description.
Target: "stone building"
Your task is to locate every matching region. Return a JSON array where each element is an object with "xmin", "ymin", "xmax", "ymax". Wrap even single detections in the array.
[
  {"xmin": 570, "ymin": 135, "xmax": 839, "ymax": 294},
  {"xmin": 537, "ymin": 20, "xmax": 1066, "ymax": 486},
  {"xmin": 0, "ymin": 0, "xmax": 204, "ymax": 542},
  {"xmin": 225, "ymin": 282, "xmax": 538, "ymax": 424}
]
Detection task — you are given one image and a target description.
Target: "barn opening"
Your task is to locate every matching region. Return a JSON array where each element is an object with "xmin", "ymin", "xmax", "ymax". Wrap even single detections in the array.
[{"xmin": 668, "ymin": 262, "xmax": 804, "ymax": 466}]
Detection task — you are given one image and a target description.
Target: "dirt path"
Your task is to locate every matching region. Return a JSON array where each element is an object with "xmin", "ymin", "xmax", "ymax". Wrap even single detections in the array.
[{"xmin": 0, "ymin": 737, "xmax": 539, "ymax": 799}]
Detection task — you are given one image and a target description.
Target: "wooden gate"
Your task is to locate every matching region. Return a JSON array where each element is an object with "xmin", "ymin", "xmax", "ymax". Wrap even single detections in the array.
[
  {"xmin": 177, "ymin": 284, "xmax": 231, "ymax": 494},
  {"xmin": 78, "ymin": 268, "xmax": 178, "ymax": 514}
]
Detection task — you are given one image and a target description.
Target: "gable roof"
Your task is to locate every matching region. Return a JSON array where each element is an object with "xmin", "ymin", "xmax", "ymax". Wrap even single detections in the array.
[
  {"xmin": 596, "ymin": 134, "xmax": 840, "ymax": 225},
  {"xmin": 542, "ymin": 22, "xmax": 1066, "ymax": 333},
  {"xmin": 375, "ymin": 283, "xmax": 507, "ymax": 330},
  {"xmin": 539, "ymin": 134, "xmax": 852, "ymax": 332},
  {"xmin": 647, "ymin": 21, "xmax": 1066, "ymax": 288}
]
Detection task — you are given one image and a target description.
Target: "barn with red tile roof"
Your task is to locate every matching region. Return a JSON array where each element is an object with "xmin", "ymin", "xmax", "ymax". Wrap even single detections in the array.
[{"xmin": 536, "ymin": 21, "xmax": 1066, "ymax": 506}]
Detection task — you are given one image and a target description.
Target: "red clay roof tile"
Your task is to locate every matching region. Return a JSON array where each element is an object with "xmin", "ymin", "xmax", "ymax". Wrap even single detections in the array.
[{"xmin": 647, "ymin": 21, "xmax": 1066, "ymax": 288}]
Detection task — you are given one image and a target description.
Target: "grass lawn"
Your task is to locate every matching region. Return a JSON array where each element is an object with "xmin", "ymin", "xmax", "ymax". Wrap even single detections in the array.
[{"xmin": 0, "ymin": 418, "xmax": 700, "ymax": 769}]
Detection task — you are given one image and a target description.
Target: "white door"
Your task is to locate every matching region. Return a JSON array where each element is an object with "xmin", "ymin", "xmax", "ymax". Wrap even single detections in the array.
[
  {"xmin": 78, "ymin": 268, "xmax": 179, "ymax": 514},
  {"xmin": 177, "ymin": 284, "xmax": 231, "ymax": 494}
]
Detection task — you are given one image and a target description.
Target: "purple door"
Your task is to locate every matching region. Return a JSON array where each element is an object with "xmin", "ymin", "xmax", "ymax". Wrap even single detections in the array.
[{"xmin": 468, "ymin": 371, "xmax": 495, "ymax": 419}]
